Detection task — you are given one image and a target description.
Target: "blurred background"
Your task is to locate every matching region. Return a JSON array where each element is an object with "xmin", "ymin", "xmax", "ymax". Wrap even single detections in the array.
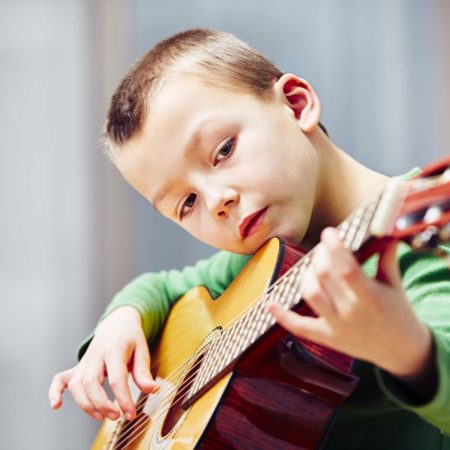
[{"xmin": 0, "ymin": 0, "xmax": 449, "ymax": 448}]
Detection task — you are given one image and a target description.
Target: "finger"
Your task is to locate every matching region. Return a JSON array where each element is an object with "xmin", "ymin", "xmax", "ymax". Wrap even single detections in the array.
[
  {"xmin": 310, "ymin": 236, "xmax": 356, "ymax": 315},
  {"xmin": 105, "ymin": 354, "xmax": 136, "ymax": 421},
  {"xmin": 266, "ymin": 302, "xmax": 329, "ymax": 343},
  {"xmin": 131, "ymin": 338, "xmax": 159, "ymax": 394},
  {"xmin": 377, "ymin": 239, "xmax": 401, "ymax": 287},
  {"xmin": 320, "ymin": 227, "xmax": 370, "ymax": 300},
  {"xmin": 319, "ymin": 272, "xmax": 358, "ymax": 315},
  {"xmin": 49, "ymin": 368, "xmax": 75, "ymax": 409},
  {"xmin": 84, "ymin": 361, "xmax": 121, "ymax": 420},
  {"xmin": 68, "ymin": 377, "xmax": 104, "ymax": 421},
  {"xmin": 302, "ymin": 269, "xmax": 337, "ymax": 319},
  {"xmin": 320, "ymin": 227, "xmax": 356, "ymax": 271}
]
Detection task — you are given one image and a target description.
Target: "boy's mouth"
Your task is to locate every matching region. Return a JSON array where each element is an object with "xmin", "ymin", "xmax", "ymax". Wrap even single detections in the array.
[{"xmin": 239, "ymin": 206, "xmax": 268, "ymax": 239}]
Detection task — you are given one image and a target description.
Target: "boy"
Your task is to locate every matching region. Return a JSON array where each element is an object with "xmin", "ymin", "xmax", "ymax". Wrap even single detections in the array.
[{"xmin": 49, "ymin": 29, "xmax": 450, "ymax": 449}]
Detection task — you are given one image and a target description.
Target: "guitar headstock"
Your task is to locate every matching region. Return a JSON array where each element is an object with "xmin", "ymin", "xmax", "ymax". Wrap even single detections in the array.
[{"xmin": 370, "ymin": 157, "xmax": 450, "ymax": 256}]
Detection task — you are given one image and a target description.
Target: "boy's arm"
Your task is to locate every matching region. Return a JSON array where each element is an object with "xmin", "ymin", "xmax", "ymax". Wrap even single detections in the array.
[
  {"xmin": 77, "ymin": 250, "xmax": 251, "ymax": 360},
  {"xmin": 373, "ymin": 244, "xmax": 450, "ymax": 434}
]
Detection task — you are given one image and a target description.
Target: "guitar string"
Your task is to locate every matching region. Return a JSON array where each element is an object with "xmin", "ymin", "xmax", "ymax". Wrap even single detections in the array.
[
  {"xmin": 117, "ymin": 266, "xmax": 291, "ymax": 420},
  {"xmin": 113, "ymin": 281, "xmax": 295, "ymax": 448},
  {"xmin": 112, "ymin": 249, "xmax": 316, "ymax": 449},
  {"xmin": 112, "ymin": 200, "xmax": 376, "ymax": 449},
  {"xmin": 114, "ymin": 245, "xmax": 309, "ymax": 417},
  {"xmin": 113, "ymin": 340, "xmax": 215, "ymax": 449},
  {"xmin": 111, "ymin": 253, "xmax": 307, "ymax": 448},
  {"xmin": 113, "ymin": 283, "xmax": 287, "ymax": 450},
  {"xmin": 112, "ymin": 218, "xmax": 362, "ymax": 449}
]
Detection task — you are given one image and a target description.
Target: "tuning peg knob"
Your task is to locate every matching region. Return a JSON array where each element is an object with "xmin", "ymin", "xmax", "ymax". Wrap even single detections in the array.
[
  {"xmin": 424, "ymin": 205, "xmax": 442, "ymax": 224},
  {"xmin": 411, "ymin": 226, "xmax": 440, "ymax": 249}
]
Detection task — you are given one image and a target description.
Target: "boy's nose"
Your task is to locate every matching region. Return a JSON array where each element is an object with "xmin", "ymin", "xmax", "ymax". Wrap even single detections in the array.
[{"xmin": 208, "ymin": 187, "xmax": 239, "ymax": 218}]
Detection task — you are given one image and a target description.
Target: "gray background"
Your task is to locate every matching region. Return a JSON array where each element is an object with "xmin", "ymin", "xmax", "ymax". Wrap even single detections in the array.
[{"xmin": 0, "ymin": 0, "xmax": 449, "ymax": 448}]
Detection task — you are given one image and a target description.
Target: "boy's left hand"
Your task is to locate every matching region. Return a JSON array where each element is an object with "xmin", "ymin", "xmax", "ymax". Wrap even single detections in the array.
[{"xmin": 267, "ymin": 227, "xmax": 433, "ymax": 382}]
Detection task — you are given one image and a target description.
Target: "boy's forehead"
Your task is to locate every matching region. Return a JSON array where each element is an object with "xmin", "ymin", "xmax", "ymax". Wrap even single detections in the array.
[
  {"xmin": 145, "ymin": 75, "xmax": 277, "ymax": 149},
  {"xmin": 149, "ymin": 73, "xmax": 271, "ymax": 119},
  {"xmin": 143, "ymin": 78, "xmax": 239, "ymax": 151},
  {"xmin": 148, "ymin": 78, "xmax": 218, "ymax": 133}
]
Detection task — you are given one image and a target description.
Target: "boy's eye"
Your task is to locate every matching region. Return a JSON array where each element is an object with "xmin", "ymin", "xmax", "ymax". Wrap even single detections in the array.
[
  {"xmin": 179, "ymin": 193, "xmax": 197, "ymax": 220},
  {"xmin": 214, "ymin": 139, "xmax": 234, "ymax": 165},
  {"xmin": 178, "ymin": 139, "xmax": 234, "ymax": 219}
]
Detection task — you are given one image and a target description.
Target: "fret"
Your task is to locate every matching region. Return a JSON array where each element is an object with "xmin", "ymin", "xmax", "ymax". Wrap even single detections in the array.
[
  {"xmin": 353, "ymin": 196, "xmax": 380, "ymax": 250},
  {"xmin": 267, "ymin": 281, "xmax": 280, "ymax": 305},
  {"xmin": 227, "ymin": 315, "xmax": 249, "ymax": 362},
  {"xmin": 280, "ymin": 271, "xmax": 295, "ymax": 307},
  {"xmin": 287, "ymin": 263, "xmax": 304, "ymax": 307},
  {"xmin": 235, "ymin": 305, "xmax": 253, "ymax": 354},
  {"xmin": 338, "ymin": 195, "xmax": 380, "ymax": 252},
  {"xmin": 343, "ymin": 208, "xmax": 363, "ymax": 248},
  {"xmin": 255, "ymin": 298, "xmax": 271, "ymax": 330},
  {"xmin": 337, "ymin": 218, "xmax": 350, "ymax": 240}
]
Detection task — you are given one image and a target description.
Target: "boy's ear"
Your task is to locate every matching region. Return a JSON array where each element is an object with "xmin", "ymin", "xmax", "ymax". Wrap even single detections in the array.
[{"xmin": 274, "ymin": 74, "xmax": 321, "ymax": 133}]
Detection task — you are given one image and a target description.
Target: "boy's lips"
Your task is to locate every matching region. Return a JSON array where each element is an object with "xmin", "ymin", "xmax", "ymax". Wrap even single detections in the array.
[{"xmin": 239, "ymin": 206, "xmax": 269, "ymax": 239}]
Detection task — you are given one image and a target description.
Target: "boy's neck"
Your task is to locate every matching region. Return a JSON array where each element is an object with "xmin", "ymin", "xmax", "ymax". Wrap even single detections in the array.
[{"xmin": 301, "ymin": 131, "xmax": 390, "ymax": 250}]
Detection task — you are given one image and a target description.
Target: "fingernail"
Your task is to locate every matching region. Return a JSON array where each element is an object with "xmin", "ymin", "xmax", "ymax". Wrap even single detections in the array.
[
  {"xmin": 125, "ymin": 412, "xmax": 133, "ymax": 421},
  {"xmin": 93, "ymin": 412, "xmax": 103, "ymax": 421},
  {"xmin": 108, "ymin": 411, "xmax": 118, "ymax": 420}
]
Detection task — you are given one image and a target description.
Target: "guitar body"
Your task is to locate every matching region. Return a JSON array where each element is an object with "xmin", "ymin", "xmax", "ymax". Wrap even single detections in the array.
[{"xmin": 92, "ymin": 238, "xmax": 358, "ymax": 450}]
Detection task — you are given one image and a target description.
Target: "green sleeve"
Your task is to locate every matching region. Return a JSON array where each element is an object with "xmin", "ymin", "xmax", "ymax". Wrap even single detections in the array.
[
  {"xmin": 373, "ymin": 244, "xmax": 450, "ymax": 434},
  {"xmin": 77, "ymin": 250, "xmax": 251, "ymax": 360}
]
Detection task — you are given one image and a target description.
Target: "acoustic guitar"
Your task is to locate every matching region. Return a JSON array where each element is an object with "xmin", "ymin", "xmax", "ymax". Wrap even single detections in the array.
[{"xmin": 92, "ymin": 157, "xmax": 450, "ymax": 450}]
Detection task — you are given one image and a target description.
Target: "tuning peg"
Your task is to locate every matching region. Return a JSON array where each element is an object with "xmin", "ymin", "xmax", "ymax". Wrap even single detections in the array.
[
  {"xmin": 442, "ymin": 167, "xmax": 450, "ymax": 181},
  {"xmin": 411, "ymin": 226, "xmax": 440, "ymax": 249},
  {"xmin": 439, "ymin": 223, "xmax": 450, "ymax": 243},
  {"xmin": 424, "ymin": 205, "xmax": 442, "ymax": 223},
  {"xmin": 410, "ymin": 224, "xmax": 450, "ymax": 268}
]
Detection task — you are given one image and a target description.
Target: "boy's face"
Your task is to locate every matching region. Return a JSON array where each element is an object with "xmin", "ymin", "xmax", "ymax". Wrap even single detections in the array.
[{"xmin": 116, "ymin": 75, "xmax": 320, "ymax": 254}]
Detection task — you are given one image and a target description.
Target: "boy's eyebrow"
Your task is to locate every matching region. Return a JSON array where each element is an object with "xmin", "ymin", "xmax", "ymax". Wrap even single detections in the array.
[{"xmin": 152, "ymin": 115, "xmax": 221, "ymax": 214}]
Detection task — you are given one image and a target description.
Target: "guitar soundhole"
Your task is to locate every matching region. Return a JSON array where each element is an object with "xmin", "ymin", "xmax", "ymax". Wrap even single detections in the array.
[{"xmin": 160, "ymin": 352, "xmax": 204, "ymax": 437}]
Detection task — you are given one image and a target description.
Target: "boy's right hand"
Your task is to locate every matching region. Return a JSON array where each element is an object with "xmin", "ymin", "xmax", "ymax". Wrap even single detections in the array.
[{"xmin": 48, "ymin": 306, "xmax": 159, "ymax": 421}]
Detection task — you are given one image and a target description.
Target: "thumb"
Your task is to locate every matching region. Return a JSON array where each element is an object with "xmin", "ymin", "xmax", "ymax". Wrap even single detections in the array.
[
  {"xmin": 376, "ymin": 239, "xmax": 402, "ymax": 287},
  {"xmin": 131, "ymin": 338, "xmax": 159, "ymax": 393}
]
